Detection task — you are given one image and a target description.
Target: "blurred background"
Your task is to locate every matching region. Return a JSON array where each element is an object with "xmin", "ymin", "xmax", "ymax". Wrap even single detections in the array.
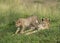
[{"xmin": 0, "ymin": 0, "xmax": 60, "ymax": 25}]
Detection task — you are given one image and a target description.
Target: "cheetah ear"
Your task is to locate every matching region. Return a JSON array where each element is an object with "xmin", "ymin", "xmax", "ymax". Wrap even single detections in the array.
[
  {"xmin": 45, "ymin": 18, "xmax": 50, "ymax": 22},
  {"xmin": 42, "ymin": 18, "xmax": 44, "ymax": 21},
  {"xmin": 48, "ymin": 18, "xmax": 50, "ymax": 22},
  {"xmin": 42, "ymin": 18, "xmax": 50, "ymax": 22}
]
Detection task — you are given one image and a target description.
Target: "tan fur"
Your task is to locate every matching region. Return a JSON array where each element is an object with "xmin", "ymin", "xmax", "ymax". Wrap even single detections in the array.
[
  {"xmin": 25, "ymin": 18, "xmax": 50, "ymax": 35},
  {"xmin": 15, "ymin": 16, "xmax": 50, "ymax": 35},
  {"xmin": 15, "ymin": 16, "xmax": 39, "ymax": 34},
  {"xmin": 38, "ymin": 18, "xmax": 50, "ymax": 30}
]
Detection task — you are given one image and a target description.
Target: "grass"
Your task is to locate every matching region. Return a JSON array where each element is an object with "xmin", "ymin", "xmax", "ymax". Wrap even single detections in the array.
[{"xmin": 0, "ymin": 0, "xmax": 60, "ymax": 43}]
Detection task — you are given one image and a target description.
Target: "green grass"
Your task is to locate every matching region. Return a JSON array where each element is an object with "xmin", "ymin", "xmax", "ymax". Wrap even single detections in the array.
[{"xmin": 0, "ymin": 0, "xmax": 60, "ymax": 43}]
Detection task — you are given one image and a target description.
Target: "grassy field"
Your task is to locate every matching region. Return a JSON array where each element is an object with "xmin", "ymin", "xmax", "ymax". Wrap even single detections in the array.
[{"xmin": 0, "ymin": 0, "xmax": 60, "ymax": 43}]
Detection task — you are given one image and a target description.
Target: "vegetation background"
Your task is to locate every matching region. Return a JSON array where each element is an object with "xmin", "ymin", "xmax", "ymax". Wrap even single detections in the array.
[{"xmin": 0, "ymin": 0, "xmax": 60, "ymax": 43}]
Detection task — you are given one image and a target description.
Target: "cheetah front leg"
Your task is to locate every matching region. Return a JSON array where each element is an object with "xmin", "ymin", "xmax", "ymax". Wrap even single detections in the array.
[
  {"xmin": 15, "ymin": 27, "xmax": 20, "ymax": 34},
  {"xmin": 12, "ymin": 27, "xmax": 20, "ymax": 36},
  {"xmin": 20, "ymin": 26, "xmax": 25, "ymax": 34}
]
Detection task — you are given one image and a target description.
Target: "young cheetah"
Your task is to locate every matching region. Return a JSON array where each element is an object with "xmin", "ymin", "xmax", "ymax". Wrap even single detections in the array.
[
  {"xmin": 38, "ymin": 18, "xmax": 50, "ymax": 30},
  {"xmin": 25, "ymin": 18, "xmax": 50, "ymax": 35},
  {"xmin": 15, "ymin": 15, "xmax": 39, "ymax": 34}
]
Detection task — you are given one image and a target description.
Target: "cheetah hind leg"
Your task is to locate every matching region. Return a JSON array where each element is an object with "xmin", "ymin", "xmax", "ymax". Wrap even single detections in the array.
[{"xmin": 24, "ymin": 27, "xmax": 35, "ymax": 33}]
